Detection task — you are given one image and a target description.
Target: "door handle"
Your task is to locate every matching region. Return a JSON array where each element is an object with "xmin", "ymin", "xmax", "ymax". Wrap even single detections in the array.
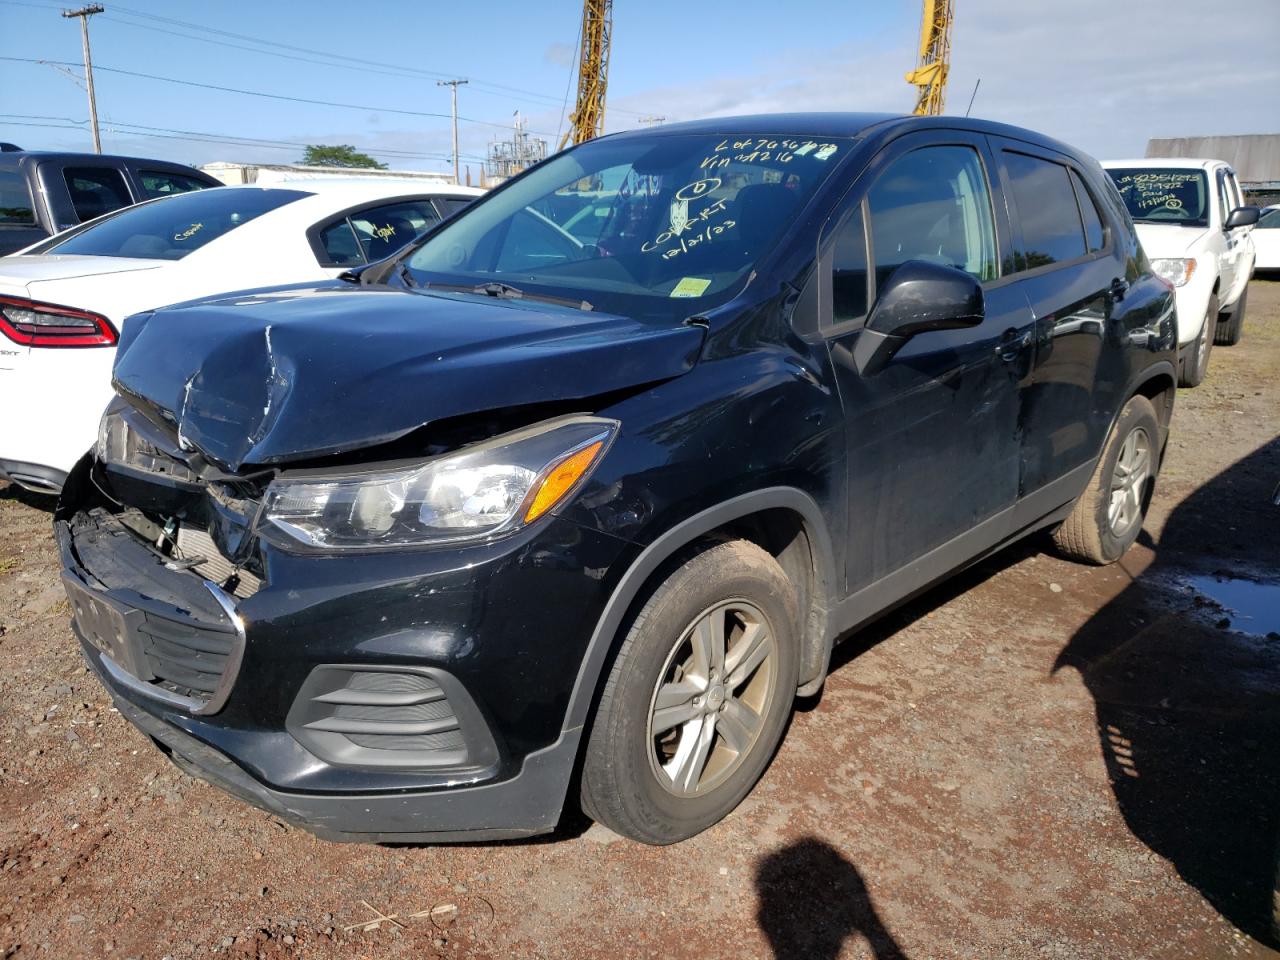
[{"xmin": 996, "ymin": 329, "xmax": 1033, "ymax": 361}]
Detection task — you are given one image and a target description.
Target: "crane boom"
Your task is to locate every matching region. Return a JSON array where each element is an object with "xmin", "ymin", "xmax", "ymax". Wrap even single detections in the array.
[
  {"xmin": 559, "ymin": 0, "xmax": 613, "ymax": 151},
  {"xmin": 906, "ymin": 0, "xmax": 954, "ymax": 116}
]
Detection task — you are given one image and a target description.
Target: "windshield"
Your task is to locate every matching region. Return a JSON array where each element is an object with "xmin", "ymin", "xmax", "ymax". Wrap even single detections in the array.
[
  {"xmin": 1106, "ymin": 168, "xmax": 1209, "ymax": 227},
  {"xmin": 401, "ymin": 133, "xmax": 850, "ymax": 318},
  {"xmin": 30, "ymin": 187, "xmax": 310, "ymax": 260}
]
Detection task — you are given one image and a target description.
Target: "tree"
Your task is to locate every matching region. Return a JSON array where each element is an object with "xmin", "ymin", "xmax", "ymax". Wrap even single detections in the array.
[{"xmin": 300, "ymin": 144, "xmax": 387, "ymax": 169}]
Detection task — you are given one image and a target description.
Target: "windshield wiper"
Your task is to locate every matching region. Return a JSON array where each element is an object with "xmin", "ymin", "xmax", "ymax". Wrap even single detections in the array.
[{"xmin": 422, "ymin": 280, "xmax": 592, "ymax": 312}]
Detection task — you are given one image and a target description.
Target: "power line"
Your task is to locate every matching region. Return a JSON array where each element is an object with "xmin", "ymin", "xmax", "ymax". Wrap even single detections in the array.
[
  {"xmin": 30, "ymin": 1, "xmax": 653, "ymax": 118},
  {"xmin": 0, "ymin": 113, "xmax": 488, "ymax": 163},
  {"xmin": 0, "ymin": 56, "xmax": 561, "ymax": 137}
]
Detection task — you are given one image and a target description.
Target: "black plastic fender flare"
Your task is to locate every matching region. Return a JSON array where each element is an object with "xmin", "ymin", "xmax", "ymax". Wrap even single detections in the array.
[{"xmin": 561, "ymin": 486, "xmax": 839, "ymax": 734}]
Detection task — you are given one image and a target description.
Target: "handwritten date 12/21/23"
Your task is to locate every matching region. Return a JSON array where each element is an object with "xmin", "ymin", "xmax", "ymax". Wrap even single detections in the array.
[{"xmin": 700, "ymin": 138, "xmax": 839, "ymax": 170}]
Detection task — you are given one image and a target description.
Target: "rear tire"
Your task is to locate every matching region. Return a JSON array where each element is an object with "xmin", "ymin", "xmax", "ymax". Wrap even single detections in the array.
[
  {"xmin": 580, "ymin": 539, "xmax": 799, "ymax": 844},
  {"xmin": 1178, "ymin": 295, "xmax": 1215, "ymax": 387},
  {"xmin": 1053, "ymin": 395, "xmax": 1160, "ymax": 565},
  {"xmin": 1214, "ymin": 287, "xmax": 1246, "ymax": 346}
]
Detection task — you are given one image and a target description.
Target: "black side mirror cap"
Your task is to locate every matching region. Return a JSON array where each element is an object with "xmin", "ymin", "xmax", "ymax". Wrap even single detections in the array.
[
  {"xmin": 853, "ymin": 260, "xmax": 985, "ymax": 376},
  {"xmin": 1225, "ymin": 206, "xmax": 1260, "ymax": 230}
]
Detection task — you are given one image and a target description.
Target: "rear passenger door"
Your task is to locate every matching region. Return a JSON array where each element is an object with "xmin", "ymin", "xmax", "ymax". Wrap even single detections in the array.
[
  {"xmin": 820, "ymin": 132, "xmax": 1035, "ymax": 596},
  {"xmin": 992, "ymin": 141, "xmax": 1124, "ymax": 510}
]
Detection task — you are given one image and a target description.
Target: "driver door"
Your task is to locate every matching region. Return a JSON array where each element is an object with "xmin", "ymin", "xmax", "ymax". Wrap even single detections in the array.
[{"xmin": 820, "ymin": 133, "xmax": 1034, "ymax": 601}]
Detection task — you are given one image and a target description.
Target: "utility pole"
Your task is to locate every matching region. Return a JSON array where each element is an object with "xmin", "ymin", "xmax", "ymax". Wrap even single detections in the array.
[
  {"xmin": 62, "ymin": 4, "xmax": 105, "ymax": 154},
  {"xmin": 638, "ymin": 115, "xmax": 666, "ymax": 127},
  {"xmin": 437, "ymin": 79, "xmax": 468, "ymax": 184}
]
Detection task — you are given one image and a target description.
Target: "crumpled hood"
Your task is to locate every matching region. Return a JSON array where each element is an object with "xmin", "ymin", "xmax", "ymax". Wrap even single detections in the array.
[
  {"xmin": 112, "ymin": 284, "xmax": 705, "ymax": 470},
  {"xmin": 1131, "ymin": 222, "xmax": 1212, "ymax": 258}
]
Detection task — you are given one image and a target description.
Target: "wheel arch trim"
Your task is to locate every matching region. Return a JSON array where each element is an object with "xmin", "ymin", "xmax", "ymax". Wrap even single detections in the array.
[{"xmin": 562, "ymin": 487, "xmax": 838, "ymax": 732}]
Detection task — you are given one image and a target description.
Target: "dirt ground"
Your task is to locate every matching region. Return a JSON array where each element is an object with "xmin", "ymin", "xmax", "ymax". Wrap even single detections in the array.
[{"xmin": 2, "ymin": 281, "xmax": 1279, "ymax": 960}]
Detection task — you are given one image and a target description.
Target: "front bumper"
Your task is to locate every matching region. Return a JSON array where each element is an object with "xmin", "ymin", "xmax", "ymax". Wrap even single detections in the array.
[
  {"xmin": 59, "ymin": 468, "xmax": 633, "ymax": 842},
  {"xmin": 83, "ymin": 639, "xmax": 580, "ymax": 842}
]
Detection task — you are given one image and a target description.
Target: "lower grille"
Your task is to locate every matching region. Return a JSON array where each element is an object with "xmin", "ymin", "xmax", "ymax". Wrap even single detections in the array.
[
  {"xmin": 137, "ymin": 610, "xmax": 238, "ymax": 700},
  {"xmin": 286, "ymin": 666, "xmax": 497, "ymax": 771}
]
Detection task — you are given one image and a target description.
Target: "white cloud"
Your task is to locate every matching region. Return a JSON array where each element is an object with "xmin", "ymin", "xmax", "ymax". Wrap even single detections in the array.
[{"xmin": 601, "ymin": 0, "xmax": 1280, "ymax": 159}]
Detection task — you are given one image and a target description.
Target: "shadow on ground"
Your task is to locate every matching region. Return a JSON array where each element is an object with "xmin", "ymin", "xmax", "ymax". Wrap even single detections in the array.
[
  {"xmin": 1055, "ymin": 437, "xmax": 1280, "ymax": 945},
  {"xmin": 755, "ymin": 837, "xmax": 908, "ymax": 960},
  {"xmin": 0, "ymin": 482, "xmax": 57, "ymax": 512}
]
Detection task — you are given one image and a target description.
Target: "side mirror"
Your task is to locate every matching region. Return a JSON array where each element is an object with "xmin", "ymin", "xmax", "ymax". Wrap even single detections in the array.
[
  {"xmin": 1225, "ymin": 206, "xmax": 1260, "ymax": 230},
  {"xmin": 853, "ymin": 260, "xmax": 985, "ymax": 376}
]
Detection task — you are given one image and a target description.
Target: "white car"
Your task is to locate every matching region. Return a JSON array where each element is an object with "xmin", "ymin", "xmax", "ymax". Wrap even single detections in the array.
[
  {"xmin": 0, "ymin": 179, "xmax": 483, "ymax": 492},
  {"xmin": 1103, "ymin": 158, "xmax": 1259, "ymax": 387},
  {"xmin": 1254, "ymin": 205, "xmax": 1280, "ymax": 271}
]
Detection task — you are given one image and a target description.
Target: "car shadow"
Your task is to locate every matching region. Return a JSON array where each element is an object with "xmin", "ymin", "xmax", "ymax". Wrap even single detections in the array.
[
  {"xmin": 1054, "ymin": 437, "xmax": 1280, "ymax": 945},
  {"xmin": 0, "ymin": 480, "xmax": 58, "ymax": 512},
  {"xmin": 755, "ymin": 837, "xmax": 908, "ymax": 960}
]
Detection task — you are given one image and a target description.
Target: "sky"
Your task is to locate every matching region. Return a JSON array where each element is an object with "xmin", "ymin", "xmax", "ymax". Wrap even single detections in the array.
[{"xmin": 1, "ymin": 0, "xmax": 1277, "ymax": 177}]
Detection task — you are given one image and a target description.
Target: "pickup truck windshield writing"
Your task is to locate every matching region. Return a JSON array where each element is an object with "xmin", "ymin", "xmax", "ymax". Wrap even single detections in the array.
[
  {"xmin": 1107, "ymin": 168, "xmax": 1209, "ymax": 226},
  {"xmin": 402, "ymin": 134, "xmax": 848, "ymax": 320}
]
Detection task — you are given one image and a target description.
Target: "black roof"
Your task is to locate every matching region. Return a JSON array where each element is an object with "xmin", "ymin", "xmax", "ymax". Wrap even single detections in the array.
[
  {"xmin": 0, "ymin": 148, "xmax": 212, "ymax": 173},
  {"xmin": 602, "ymin": 112, "xmax": 1094, "ymax": 166}
]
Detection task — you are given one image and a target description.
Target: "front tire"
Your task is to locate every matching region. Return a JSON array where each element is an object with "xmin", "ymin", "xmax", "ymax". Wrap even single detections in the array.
[
  {"xmin": 1179, "ymin": 294, "xmax": 1216, "ymax": 387},
  {"xmin": 1215, "ymin": 287, "xmax": 1246, "ymax": 346},
  {"xmin": 1053, "ymin": 395, "xmax": 1160, "ymax": 565},
  {"xmin": 580, "ymin": 539, "xmax": 799, "ymax": 844}
]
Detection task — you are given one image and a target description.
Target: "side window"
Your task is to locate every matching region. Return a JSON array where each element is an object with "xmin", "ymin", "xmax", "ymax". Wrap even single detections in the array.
[
  {"xmin": 347, "ymin": 200, "xmax": 441, "ymax": 261},
  {"xmin": 1003, "ymin": 152, "xmax": 1086, "ymax": 269},
  {"xmin": 866, "ymin": 145, "xmax": 997, "ymax": 294},
  {"xmin": 63, "ymin": 166, "xmax": 132, "ymax": 222},
  {"xmin": 435, "ymin": 196, "xmax": 474, "ymax": 220},
  {"xmin": 138, "ymin": 170, "xmax": 210, "ymax": 199},
  {"xmin": 1216, "ymin": 171, "xmax": 1231, "ymax": 224},
  {"xmin": 317, "ymin": 218, "xmax": 364, "ymax": 266},
  {"xmin": 831, "ymin": 206, "xmax": 869, "ymax": 324},
  {"xmin": 1226, "ymin": 172, "xmax": 1244, "ymax": 212},
  {"xmin": 1069, "ymin": 170, "xmax": 1106, "ymax": 253},
  {"xmin": 0, "ymin": 167, "xmax": 34, "ymax": 225}
]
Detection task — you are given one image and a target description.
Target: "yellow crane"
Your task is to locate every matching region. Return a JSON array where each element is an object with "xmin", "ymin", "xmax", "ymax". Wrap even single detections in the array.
[
  {"xmin": 906, "ymin": 0, "xmax": 954, "ymax": 116},
  {"xmin": 559, "ymin": 0, "xmax": 613, "ymax": 151}
]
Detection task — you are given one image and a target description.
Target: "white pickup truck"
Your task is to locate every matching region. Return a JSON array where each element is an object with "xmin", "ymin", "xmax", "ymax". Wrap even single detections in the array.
[{"xmin": 1103, "ymin": 158, "xmax": 1259, "ymax": 387}]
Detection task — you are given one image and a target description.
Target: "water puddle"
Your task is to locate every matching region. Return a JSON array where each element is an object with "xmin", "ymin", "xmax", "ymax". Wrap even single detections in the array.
[{"xmin": 1185, "ymin": 574, "xmax": 1280, "ymax": 636}]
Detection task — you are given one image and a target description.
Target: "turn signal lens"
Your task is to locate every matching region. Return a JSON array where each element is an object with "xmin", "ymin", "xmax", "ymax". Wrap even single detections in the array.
[{"xmin": 525, "ymin": 440, "xmax": 605, "ymax": 523}]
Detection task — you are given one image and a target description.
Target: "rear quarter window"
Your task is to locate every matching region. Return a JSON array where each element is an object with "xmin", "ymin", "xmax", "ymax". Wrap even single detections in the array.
[{"xmin": 0, "ymin": 167, "xmax": 34, "ymax": 225}]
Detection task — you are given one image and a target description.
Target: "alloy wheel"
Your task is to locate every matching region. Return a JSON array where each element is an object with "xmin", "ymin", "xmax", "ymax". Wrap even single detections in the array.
[
  {"xmin": 1108, "ymin": 426, "xmax": 1151, "ymax": 537},
  {"xmin": 646, "ymin": 600, "xmax": 778, "ymax": 797}
]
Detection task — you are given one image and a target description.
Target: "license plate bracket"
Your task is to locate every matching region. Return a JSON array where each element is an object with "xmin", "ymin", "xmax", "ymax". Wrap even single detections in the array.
[{"xmin": 61, "ymin": 572, "xmax": 150, "ymax": 680}]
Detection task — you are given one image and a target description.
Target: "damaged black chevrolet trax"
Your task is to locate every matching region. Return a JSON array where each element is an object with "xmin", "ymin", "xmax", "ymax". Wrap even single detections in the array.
[{"xmin": 57, "ymin": 114, "xmax": 1177, "ymax": 844}]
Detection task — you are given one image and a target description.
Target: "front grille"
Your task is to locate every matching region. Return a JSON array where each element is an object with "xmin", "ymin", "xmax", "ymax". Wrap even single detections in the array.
[
  {"xmin": 286, "ymin": 666, "xmax": 497, "ymax": 771},
  {"xmin": 137, "ymin": 609, "xmax": 238, "ymax": 701}
]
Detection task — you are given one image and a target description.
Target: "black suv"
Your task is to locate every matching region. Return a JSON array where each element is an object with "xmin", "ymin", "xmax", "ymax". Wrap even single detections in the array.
[
  {"xmin": 0, "ymin": 146, "xmax": 220, "ymax": 254},
  {"xmin": 56, "ymin": 114, "xmax": 1177, "ymax": 845}
]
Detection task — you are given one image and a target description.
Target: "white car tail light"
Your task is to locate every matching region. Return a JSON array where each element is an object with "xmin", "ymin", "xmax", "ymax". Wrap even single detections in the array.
[{"xmin": 0, "ymin": 295, "xmax": 117, "ymax": 348}]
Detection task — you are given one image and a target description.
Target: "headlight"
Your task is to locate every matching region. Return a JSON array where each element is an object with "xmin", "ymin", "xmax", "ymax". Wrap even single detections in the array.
[
  {"xmin": 1150, "ymin": 258, "xmax": 1197, "ymax": 287},
  {"xmin": 96, "ymin": 402, "xmax": 199, "ymax": 484},
  {"xmin": 262, "ymin": 416, "xmax": 617, "ymax": 549}
]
